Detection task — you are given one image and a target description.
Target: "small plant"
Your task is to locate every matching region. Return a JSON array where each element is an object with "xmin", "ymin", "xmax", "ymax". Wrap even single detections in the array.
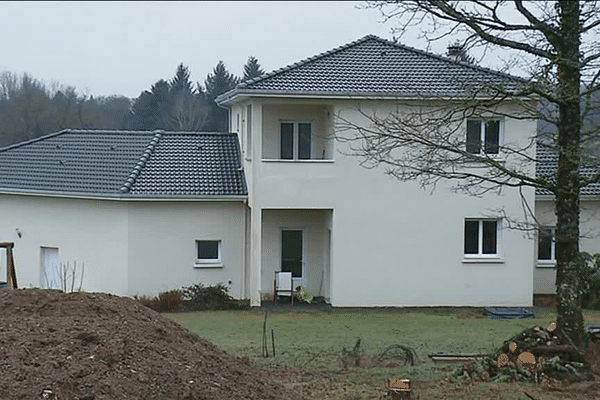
[
  {"xmin": 52, "ymin": 261, "xmax": 85, "ymax": 292},
  {"xmin": 295, "ymin": 285, "xmax": 314, "ymax": 304}
]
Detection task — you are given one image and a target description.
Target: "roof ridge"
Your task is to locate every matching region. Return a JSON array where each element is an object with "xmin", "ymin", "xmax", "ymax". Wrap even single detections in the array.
[
  {"xmin": 369, "ymin": 36, "xmax": 525, "ymax": 83},
  {"xmin": 120, "ymin": 130, "xmax": 163, "ymax": 194},
  {"xmin": 0, "ymin": 129, "xmax": 71, "ymax": 152}
]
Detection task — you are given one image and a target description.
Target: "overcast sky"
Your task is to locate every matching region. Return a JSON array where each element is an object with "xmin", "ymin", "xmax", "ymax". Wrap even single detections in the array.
[{"xmin": 0, "ymin": 1, "xmax": 428, "ymax": 99}]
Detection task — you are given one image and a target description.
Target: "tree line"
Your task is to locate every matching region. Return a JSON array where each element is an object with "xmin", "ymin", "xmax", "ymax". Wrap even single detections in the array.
[{"xmin": 0, "ymin": 57, "xmax": 265, "ymax": 147}]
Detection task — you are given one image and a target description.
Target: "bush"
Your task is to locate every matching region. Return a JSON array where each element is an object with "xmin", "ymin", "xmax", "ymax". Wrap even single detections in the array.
[
  {"xmin": 136, "ymin": 284, "xmax": 251, "ymax": 312},
  {"xmin": 181, "ymin": 283, "xmax": 250, "ymax": 311},
  {"xmin": 134, "ymin": 290, "xmax": 183, "ymax": 313},
  {"xmin": 134, "ymin": 294, "xmax": 155, "ymax": 309},
  {"xmin": 155, "ymin": 289, "xmax": 184, "ymax": 312}
]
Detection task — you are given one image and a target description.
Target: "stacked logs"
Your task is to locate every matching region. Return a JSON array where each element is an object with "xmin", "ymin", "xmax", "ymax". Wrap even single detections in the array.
[{"xmin": 480, "ymin": 322, "xmax": 590, "ymax": 383}]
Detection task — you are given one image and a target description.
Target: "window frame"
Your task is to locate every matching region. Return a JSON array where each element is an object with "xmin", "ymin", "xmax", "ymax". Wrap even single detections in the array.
[
  {"xmin": 463, "ymin": 218, "xmax": 503, "ymax": 263},
  {"xmin": 537, "ymin": 227, "xmax": 556, "ymax": 267},
  {"xmin": 466, "ymin": 119, "xmax": 502, "ymax": 156},
  {"xmin": 280, "ymin": 121, "xmax": 312, "ymax": 160},
  {"xmin": 194, "ymin": 239, "xmax": 223, "ymax": 268}
]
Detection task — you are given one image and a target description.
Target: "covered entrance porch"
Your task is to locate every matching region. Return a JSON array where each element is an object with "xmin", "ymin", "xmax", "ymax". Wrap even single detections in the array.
[{"xmin": 260, "ymin": 209, "xmax": 332, "ymax": 303}]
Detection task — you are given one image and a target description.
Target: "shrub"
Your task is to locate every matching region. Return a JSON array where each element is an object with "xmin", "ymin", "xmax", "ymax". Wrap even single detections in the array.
[
  {"xmin": 155, "ymin": 289, "xmax": 184, "ymax": 312},
  {"xmin": 134, "ymin": 294, "xmax": 155, "ymax": 309},
  {"xmin": 134, "ymin": 289, "xmax": 183, "ymax": 313},
  {"xmin": 181, "ymin": 283, "xmax": 250, "ymax": 311},
  {"xmin": 136, "ymin": 284, "xmax": 251, "ymax": 312}
]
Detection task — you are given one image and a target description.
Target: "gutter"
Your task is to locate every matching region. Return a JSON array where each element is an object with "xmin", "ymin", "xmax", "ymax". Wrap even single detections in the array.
[
  {"xmin": 536, "ymin": 194, "xmax": 600, "ymax": 201},
  {"xmin": 216, "ymin": 89, "xmax": 534, "ymax": 106},
  {"xmin": 0, "ymin": 188, "xmax": 247, "ymax": 202}
]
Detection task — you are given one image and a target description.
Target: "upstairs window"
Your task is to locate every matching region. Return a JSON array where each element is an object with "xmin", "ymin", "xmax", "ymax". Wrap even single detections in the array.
[
  {"xmin": 280, "ymin": 122, "xmax": 311, "ymax": 160},
  {"xmin": 464, "ymin": 219, "xmax": 499, "ymax": 256},
  {"xmin": 466, "ymin": 120, "xmax": 500, "ymax": 155}
]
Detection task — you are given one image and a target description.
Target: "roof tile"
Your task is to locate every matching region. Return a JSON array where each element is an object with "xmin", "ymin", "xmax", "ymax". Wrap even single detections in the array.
[{"xmin": 0, "ymin": 130, "xmax": 247, "ymax": 198}]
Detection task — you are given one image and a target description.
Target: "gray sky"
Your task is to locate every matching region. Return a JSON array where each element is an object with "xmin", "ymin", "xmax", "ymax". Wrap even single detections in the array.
[{"xmin": 0, "ymin": 1, "xmax": 418, "ymax": 99}]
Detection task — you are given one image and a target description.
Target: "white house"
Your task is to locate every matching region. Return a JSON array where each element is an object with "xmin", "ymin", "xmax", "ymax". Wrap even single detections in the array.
[
  {"xmin": 0, "ymin": 35, "xmax": 575, "ymax": 307},
  {"xmin": 216, "ymin": 35, "xmax": 538, "ymax": 307}
]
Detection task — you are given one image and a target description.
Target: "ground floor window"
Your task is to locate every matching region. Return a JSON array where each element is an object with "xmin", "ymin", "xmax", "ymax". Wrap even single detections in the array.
[
  {"xmin": 196, "ymin": 240, "xmax": 221, "ymax": 265},
  {"xmin": 464, "ymin": 219, "xmax": 499, "ymax": 256},
  {"xmin": 537, "ymin": 227, "xmax": 555, "ymax": 265}
]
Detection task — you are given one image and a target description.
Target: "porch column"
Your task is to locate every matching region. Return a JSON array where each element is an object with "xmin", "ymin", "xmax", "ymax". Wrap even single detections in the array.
[{"xmin": 249, "ymin": 207, "xmax": 262, "ymax": 306}]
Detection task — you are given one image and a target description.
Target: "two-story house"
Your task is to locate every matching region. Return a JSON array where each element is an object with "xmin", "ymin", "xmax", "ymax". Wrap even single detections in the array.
[
  {"xmin": 216, "ymin": 35, "xmax": 537, "ymax": 307},
  {"xmin": 0, "ymin": 36, "xmax": 546, "ymax": 307}
]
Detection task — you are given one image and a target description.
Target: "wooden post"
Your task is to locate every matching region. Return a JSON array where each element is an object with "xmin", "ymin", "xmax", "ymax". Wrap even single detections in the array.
[{"xmin": 0, "ymin": 242, "xmax": 17, "ymax": 289}]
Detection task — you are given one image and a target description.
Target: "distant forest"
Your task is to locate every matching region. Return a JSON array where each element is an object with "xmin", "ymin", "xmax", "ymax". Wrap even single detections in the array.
[{"xmin": 0, "ymin": 57, "xmax": 265, "ymax": 147}]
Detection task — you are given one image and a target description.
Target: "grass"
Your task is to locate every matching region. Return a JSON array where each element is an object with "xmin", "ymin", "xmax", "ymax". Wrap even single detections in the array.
[{"xmin": 168, "ymin": 307, "xmax": 600, "ymax": 399}]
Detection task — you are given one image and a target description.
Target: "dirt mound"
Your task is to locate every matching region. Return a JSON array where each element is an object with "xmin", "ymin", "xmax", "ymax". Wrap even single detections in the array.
[{"xmin": 0, "ymin": 289, "xmax": 302, "ymax": 400}]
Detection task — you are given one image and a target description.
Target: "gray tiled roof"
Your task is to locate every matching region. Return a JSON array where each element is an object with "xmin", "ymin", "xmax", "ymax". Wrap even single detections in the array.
[
  {"xmin": 536, "ymin": 143, "xmax": 600, "ymax": 197},
  {"xmin": 217, "ymin": 35, "xmax": 524, "ymax": 103},
  {"xmin": 0, "ymin": 130, "xmax": 247, "ymax": 198}
]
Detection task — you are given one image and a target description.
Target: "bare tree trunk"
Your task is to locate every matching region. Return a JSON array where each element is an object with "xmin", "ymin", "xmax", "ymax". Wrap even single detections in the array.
[{"xmin": 555, "ymin": 0, "xmax": 584, "ymax": 348}]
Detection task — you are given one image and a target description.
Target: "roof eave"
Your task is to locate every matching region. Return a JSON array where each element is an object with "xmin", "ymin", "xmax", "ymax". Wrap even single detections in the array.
[
  {"xmin": 0, "ymin": 188, "xmax": 248, "ymax": 202},
  {"xmin": 536, "ymin": 193, "xmax": 600, "ymax": 201},
  {"xmin": 216, "ymin": 89, "xmax": 530, "ymax": 105}
]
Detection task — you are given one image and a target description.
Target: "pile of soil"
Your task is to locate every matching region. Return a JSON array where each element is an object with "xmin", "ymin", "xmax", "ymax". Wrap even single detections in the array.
[{"xmin": 0, "ymin": 289, "xmax": 303, "ymax": 400}]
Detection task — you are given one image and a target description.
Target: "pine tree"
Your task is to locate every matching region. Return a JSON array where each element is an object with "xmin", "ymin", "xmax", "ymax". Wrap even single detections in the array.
[
  {"xmin": 169, "ymin": 64, "xmax": 194, "ymax": 96},
  {"xmin": 203, "ymin": 61, "xmax": 239, "ymax": 131},
  {"xmin": 243, "ymin": 56, "xmax": 265, "ymax": 81}
]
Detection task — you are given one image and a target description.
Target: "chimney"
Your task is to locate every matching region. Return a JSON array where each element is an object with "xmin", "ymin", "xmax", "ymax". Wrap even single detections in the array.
[{"xmin": 447, "ymin": 44, "xmax": 463, "ymax": 62}]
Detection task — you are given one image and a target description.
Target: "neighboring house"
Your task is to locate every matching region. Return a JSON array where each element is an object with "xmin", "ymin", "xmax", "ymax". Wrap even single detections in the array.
[
  {"xmin": 1, "ymin": 35, "xmax": 572, "ymax": 307},
  {"xmin": 0, "ymin": 130, "xmax": 248, "ymax": 297},
  {"xmin": 534, "ymin": 144, "xmax": 600, "ymax": 298}
]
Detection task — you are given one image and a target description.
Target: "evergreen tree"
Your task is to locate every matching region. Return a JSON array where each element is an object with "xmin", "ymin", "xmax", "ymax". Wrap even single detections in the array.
[
  {"xmin": 203, "ymin": 61, "xmax": 239, "ymax": 131},
  {"xmin": 169, "ymin": 63, "xmax": 194, "ymax": 96},
  {"xmin": 243, "ymin": 56, "xmax": 265, "ymax": 81},
  {"xmin": 130, "ymin": 79, "xmax": 170, "ymax": 130}
]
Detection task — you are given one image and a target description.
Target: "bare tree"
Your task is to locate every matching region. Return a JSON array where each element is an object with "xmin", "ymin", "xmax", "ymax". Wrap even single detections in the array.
[
  {"xmin": 168, "ymin": 91, "xmax": 208, "ymax": 131},
  {"xmin": 340, "ymin": 0, "xmax": 600, "ymax": 348}
]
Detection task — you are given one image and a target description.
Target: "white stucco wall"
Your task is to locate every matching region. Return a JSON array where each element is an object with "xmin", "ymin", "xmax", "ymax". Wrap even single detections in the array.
[
  {"xmin": 127, "ymin": 201, "xmax": 247, "ymax": 298},
  {"xmin": 0, "ymin": 194, "xmax": 247, "ymax": 298},
  {"xmin": 0, "ymin": 194, "xmax": 129, "ymax": 294},
  {"xmin": 534, "ymin": 198, "xmax": 600, "ymax": 294},
  {"xmin": 243, "ymin": 97, "xmax": 537, "ymax": 307}
]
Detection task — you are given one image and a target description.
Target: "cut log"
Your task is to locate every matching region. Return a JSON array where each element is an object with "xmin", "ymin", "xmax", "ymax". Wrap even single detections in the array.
[
  {"xmin": 517, "ymin": 352, "xmax": 536, "ymax": 367},
  {"xmin": 509, "ymin": 342, "xmax": 518, "ymax": 353},
  {"xmin": 498, "ymin": 353, "xmax": 509, "ymax": 367},
  {"xmin": 546, "ymin": 322, "xmax": 557, "ymax": 333}
]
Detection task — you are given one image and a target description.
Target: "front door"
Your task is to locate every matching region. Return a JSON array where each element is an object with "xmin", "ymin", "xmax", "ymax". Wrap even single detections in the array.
[{"xmin": 281, "ymin": 230, "xmax": 304, "ymax": 289}]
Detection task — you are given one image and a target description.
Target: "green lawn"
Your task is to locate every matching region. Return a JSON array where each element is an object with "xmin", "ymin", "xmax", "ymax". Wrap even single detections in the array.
[{"xmin": 168, "ymin": 307, "xmax": 600, "ymax": 399}]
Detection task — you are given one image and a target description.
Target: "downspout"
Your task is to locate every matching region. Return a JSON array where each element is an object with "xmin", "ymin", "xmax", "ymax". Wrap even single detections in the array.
[{"xmin": 242, "ymin": 198, "xmax": 248, "ymax": 299}]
